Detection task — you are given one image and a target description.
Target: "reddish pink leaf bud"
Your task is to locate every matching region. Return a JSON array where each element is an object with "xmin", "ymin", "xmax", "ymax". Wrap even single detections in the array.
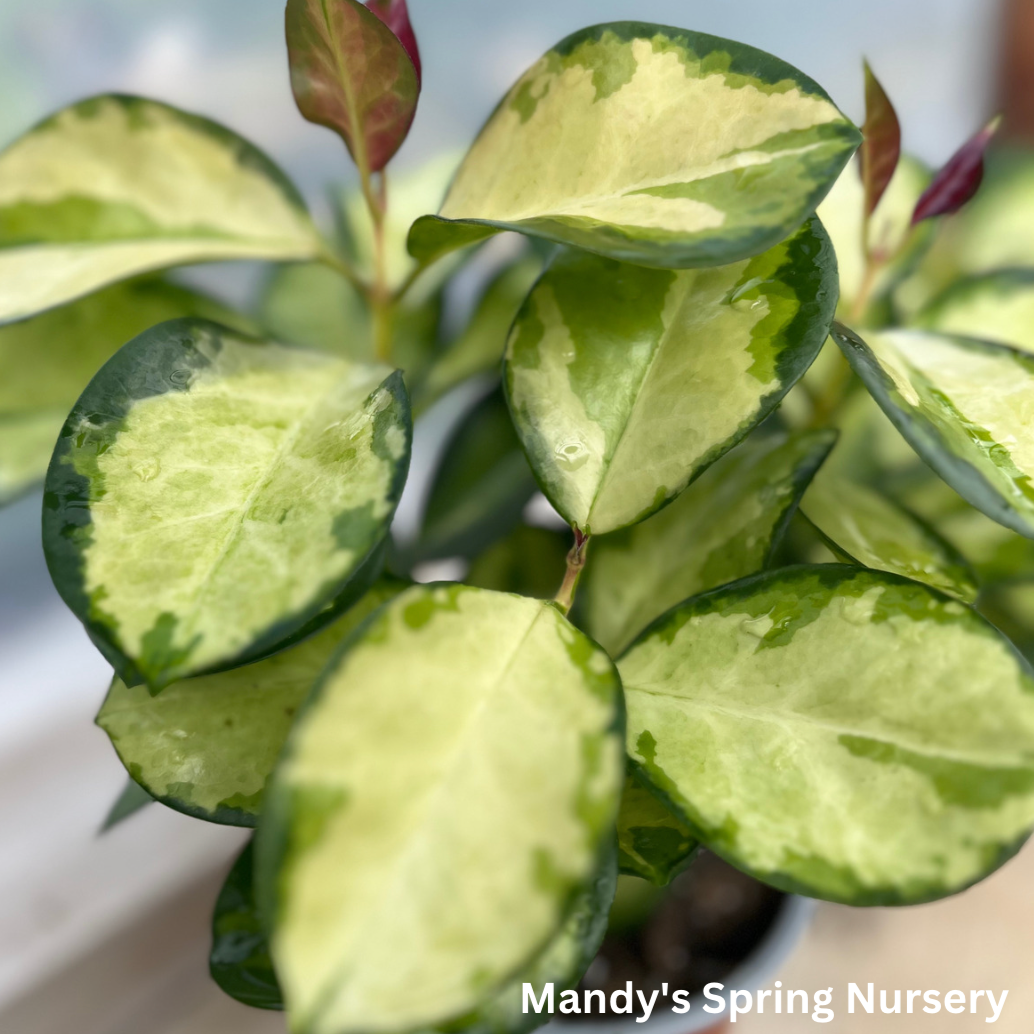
[
  {"xmin": 860, "ymin": 61, "xmax": 902, "ymax": 217},
  {"xmin": 912, "ymin": 117, "xmax": 1002, "ymax": 225}
]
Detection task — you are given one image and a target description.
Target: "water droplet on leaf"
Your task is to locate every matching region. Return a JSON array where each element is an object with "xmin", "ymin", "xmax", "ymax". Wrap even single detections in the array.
[
  {"xmin": 133, "ymin": 457, "xmax": 161, "ymax": 482},
  {"xmin": 555, "ymin": 439, "xmax": 589, "ymax": 471}
]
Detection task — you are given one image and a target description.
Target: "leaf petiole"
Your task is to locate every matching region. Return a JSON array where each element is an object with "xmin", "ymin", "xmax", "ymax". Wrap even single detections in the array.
[{"xmin": 555, "ymin": 528, "xmax": 590, "ymax": 616}]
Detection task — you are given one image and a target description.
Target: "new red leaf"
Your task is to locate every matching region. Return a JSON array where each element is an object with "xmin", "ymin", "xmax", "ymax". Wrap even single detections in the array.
[
  {"xmin": 368, "ymin": 0, "xmax": 421, "ymax": 83},
  {"xmin": 860, "ymin": 61, "xmax": 901, "ymax": 217},
  {"xmin": 912, "ymin": 117, "xmax": 1002, "ymax": 225},
  {"xmin": 286, "ymin": 0, "xmax": 421, "ymax": 175}
]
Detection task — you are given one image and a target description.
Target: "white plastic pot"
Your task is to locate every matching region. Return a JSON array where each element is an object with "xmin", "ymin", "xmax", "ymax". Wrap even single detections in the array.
[{"xmin": 544, "ymin": 893, "xmax": 816, "ymax": 1034}]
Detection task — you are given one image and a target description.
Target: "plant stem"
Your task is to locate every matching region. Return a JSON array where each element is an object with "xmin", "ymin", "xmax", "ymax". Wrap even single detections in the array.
[
  {"xmin": 554, "ymin": 529, "xmax": 590, "ymax": 617},
  {"xmin": 362, "ymin": 169, "xmax": 394, "ymax": 364}
]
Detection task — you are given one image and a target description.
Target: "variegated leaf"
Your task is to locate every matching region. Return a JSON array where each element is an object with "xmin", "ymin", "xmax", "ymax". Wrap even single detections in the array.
[
  {"xmin": 621, "ymin": 565, "xmax": 1034, "ymax": 904},
  {"xmin": 616, "ymin": 771, "xmax": 698, "ymax": 886},
  {"xmin": 505, "ymin": 221, "xmax": 836, "ymax": 536},
  {"xmin": 817, "ymin": 155, "xmax": 930, "ymax": 319},
  {"xmin": 211, "ymin": 841, "xmax": 284, "ymax": 1011},
  {"xmin": 833, "ymin": 323, "xmax": 1034, "ymax": 540},
  {"xmin": 286, "ymin": 0, "xmax": 420, "ymax": 175},
  {"xmin": 802, "ymin": 470, "xmax": 977, "ymax": 602},
  {"xmin": 97, "ymin": 579, "xmax": 403, "ymax": 825},
  {"xmin": 445, "ymin": 847, "xmax": 618, "ymax": 1034},
  {"xmin": 582, "ymin": 430, "xmax": 835, "ymax": 656},
  {"xmin": 257, "ymin": 584, "xmax": 623, "ymax": 1034},
  {"xmin": 408, "ymin": 23, "xmax": 859, "ymax": 270},
  {"xmin": 0, "ymin": 96, "xmax": 322, "ymax": 324},
  {"xmin": 913, "ymin": 270, "xmax": 1034, "ymax": 353},
  {"xmin": 0, "ymin": 277, "xmax": 254, "ymax": 506},
  {"xmin": 43, "ymin": 319, "xmax": 410, "ymax": 690}
]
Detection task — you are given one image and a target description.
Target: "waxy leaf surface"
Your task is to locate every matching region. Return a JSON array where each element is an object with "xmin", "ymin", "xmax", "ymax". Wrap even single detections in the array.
[
  {"xmin": 582, "ymin": 430, "xmax": 835, "ymax": 656},
  {"xmin": 0, "ymin": 96, "xmax": 321, "ymax": 323},
  {"xmin": 408, "ymin": 23, "xmax": 859, "ymax": 269},
  {"xmin": 833, "ymin": 324, "xmax": 1034, "ymax": 540},
  {"xmin": 0, "ymin": 278, "xmax": 253, "ymax": 506},
  {"xmin": 802, "ymin": 471, "xmax": 978, "ymax": 602},
  {"xmin": 616, "ymin": 771, "xmax": 698, "ymax": 885},
  {"xmin": 446, "ymin": 848, "xmax": 618, "ymax": 1034},
  {"xmin": 914, "ymin": 270, "xmax": 1034, "ymax": 353},
  {"xmin": 44, "ymin": 319, "xmax": 410, "ymax": 690},
  {"xmin": 97, "ymin": 580, "xmax": 403, "ymax": 825},
  {"xmin": 621, "ymin": 565, "xmax": 1034, "ymax": 904},
  {"xmin": 258, "ymin": 584, "xmax": 623, "ymax": 1034},
  {"xmin": 505, "ymin": 221, "xmax": 836, "ymax": 535},
  {"xmin": 286, "ymin": 0, "xmax": 420, "ymax": 173},
  {"xmin": 211, "ymin": 842, "xmax": 284, "ymax": 1011}
]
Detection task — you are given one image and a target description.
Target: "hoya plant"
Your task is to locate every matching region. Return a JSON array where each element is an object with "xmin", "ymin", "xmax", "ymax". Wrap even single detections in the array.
[{"xmin": 4, "ymin": 2, "xmax": 1034, "ymax": 1030}]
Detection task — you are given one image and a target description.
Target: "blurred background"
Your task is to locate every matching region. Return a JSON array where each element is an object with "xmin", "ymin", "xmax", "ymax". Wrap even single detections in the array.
[{"xmin": 2, "ymin": 1, "xmax": 1033, "ymax": 1032}]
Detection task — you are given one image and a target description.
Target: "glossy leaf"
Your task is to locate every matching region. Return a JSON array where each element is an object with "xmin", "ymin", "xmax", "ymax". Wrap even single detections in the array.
[
  {"xmin": 286, "ymin": 0, "xmax": 420, "ymax": 174},
  {"xmin": 416, "ymin": 254, "xmax": 543, "ymax": 412},
  {"xmin": 415, "ymin": 389, "xmax": 538, "ymax": 563},
  {"xmin": 0, "ymin": 278, "xmax": 255, "ymax": 506},
  {"xmin": 408, "ymin": 23, "xmax": 860, "ymax": 270},
  {"xmin": 211, "ymin": 842, "xmax": 283, "ymax": 1011},
  {"xmin": 505, "ymin": 221, "xmax": 837, "ymax": 536},
  {"xmin": 0, "ymin": 96, "xmax": 322, "ymax": 324},
  {"xmin": 833, "ymin": 323, "xmax": 1034, "ymax": 540},
  {"xmin": 817, "ymin": 155, "xmax": 930, "ymax": 319},
  {"xmin": 912, "ymin": 117, "xmax": 1002, "ymax": 225},
  {"xmin": 621, "ymin": 565, "xmax": 1034, "ymax": 905},
  {"xmin": 861, "ymin": 62, "xmax": 902, "ymax": 217},
  {"xmin": 100, "ymin": 777, "xmax": 154, "ymax": 832},
  {"xmin": 97, "ymin": 578, "xmax": 403, "ymax": 825},
  {"xmin": 582, "ymin": 430, "xmax": 835, "ymax": 657},
  {"xmin": 913, "ymin": 270, "xmax": 1034, "ymax": 353},
  {"xmin": 257, "ymin": 584, "xmax": 623, "ymax": 1034},
  {"xmin": 44, "ymin": 319, "xmax": 411, "ymax": 690},
  {"xmin": 617, "ymin": 771, "xmax": 698, "ymax": 886},
  {"xmin": 451, "ymin": 846, "xmax": 618, "ymax": 1034},
  {"xmin": 802, "ymin": 471, "xmax": 978, "ymax": 601},
  {"xmin": 467, "ymin": 525, "xmax": 572, "ymax": 600}
]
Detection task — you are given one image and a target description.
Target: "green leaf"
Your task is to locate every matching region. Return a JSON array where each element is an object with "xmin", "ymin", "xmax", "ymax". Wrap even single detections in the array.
[
  {"xmin": 816, "ymin": 155, "xmax": 930, "ymax": 319},
  {"xmin": 43, "ymin": 318, "xmax": 411, "ymax": 690},
  {"xmin": 467, "ymin": 526, "xmax": 572, "ymax": 600},
  {"xmin": 581, "ymin": 429, "xmax": 836, "ymax": 656},
  {"xmin": 802, "ymin": 471, "xmax": 978, "ymax": 602},
  {"xmin": 415, "ymin": 254, "xmax": 543, "ymax": 412},
  {"xmin": 913, "ymin": 270, "xmax": 1034, "ymax": 353},
  {"xmin": 257, "ymin": 584, "xmax": 624, "ymax": 1034},
  {"xmin": 96, "ymin": 578, "xmax": 404, "ymax": 826},
  {"xmin": 833, "ymin": 323, "xmax": 1034, "ymax": 540},
  {"xmin": 616, "ymin": 770, "xmax": 698, "ymax": 886},
  {"xmin": 286, "ymin": 0, "xmax": 420, "ymax": 175},
  {"xmin": 0, "ymin": 277, "xmax": 255, "ymax": 506},
  {"xmin": 621, "ymin": 565, "xmax": 1034, "ymax": 905},
  {"xmin": 210, "ymin": 841, "xmax": 283, "ymax": 1012},
  {"xmin": 414, "ymin": 389, "xmax": 538, "ymax": 563},
  {"xmin": 100, "ymin": 776, "xmax": 154, "ymax": 832},
  {"xmin": 408, "ymin": 23, "xmax": 859, "ymax": 269},
  {"xmin": 260, "ymin": 263, "xmax": 371, "ymax": 358},
  {"xmin": 505, "ymin": 220, "xmax": 837, "ymax": 536},
  {"xmin": 0, "ymin": 95, "xmax": 322, "ymax": 324},
  {"xmin": 448, "ymin": 846, "xmax": 618, "ymax": 1034}
]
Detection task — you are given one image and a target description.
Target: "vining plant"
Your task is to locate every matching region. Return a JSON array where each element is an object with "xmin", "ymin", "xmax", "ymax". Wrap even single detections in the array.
[{"xmin": 5, "ymin": 2, "xmax": 1034, "ymax": 1030}]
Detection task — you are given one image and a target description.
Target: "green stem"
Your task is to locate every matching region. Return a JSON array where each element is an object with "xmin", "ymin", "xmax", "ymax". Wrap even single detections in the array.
[
  {"xmin": 554, "ymin": 529, "xmax": 590, "ymax": 617},
  {"xmin": 361, "ymin": 169, "xmax": 395, "ymax": 364}
]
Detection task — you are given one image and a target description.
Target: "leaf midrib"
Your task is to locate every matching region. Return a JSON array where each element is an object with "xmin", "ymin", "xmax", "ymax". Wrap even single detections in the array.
[{"xmin": 628, "ymin": 684, "xmax": 1034, "ymax": 771}]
